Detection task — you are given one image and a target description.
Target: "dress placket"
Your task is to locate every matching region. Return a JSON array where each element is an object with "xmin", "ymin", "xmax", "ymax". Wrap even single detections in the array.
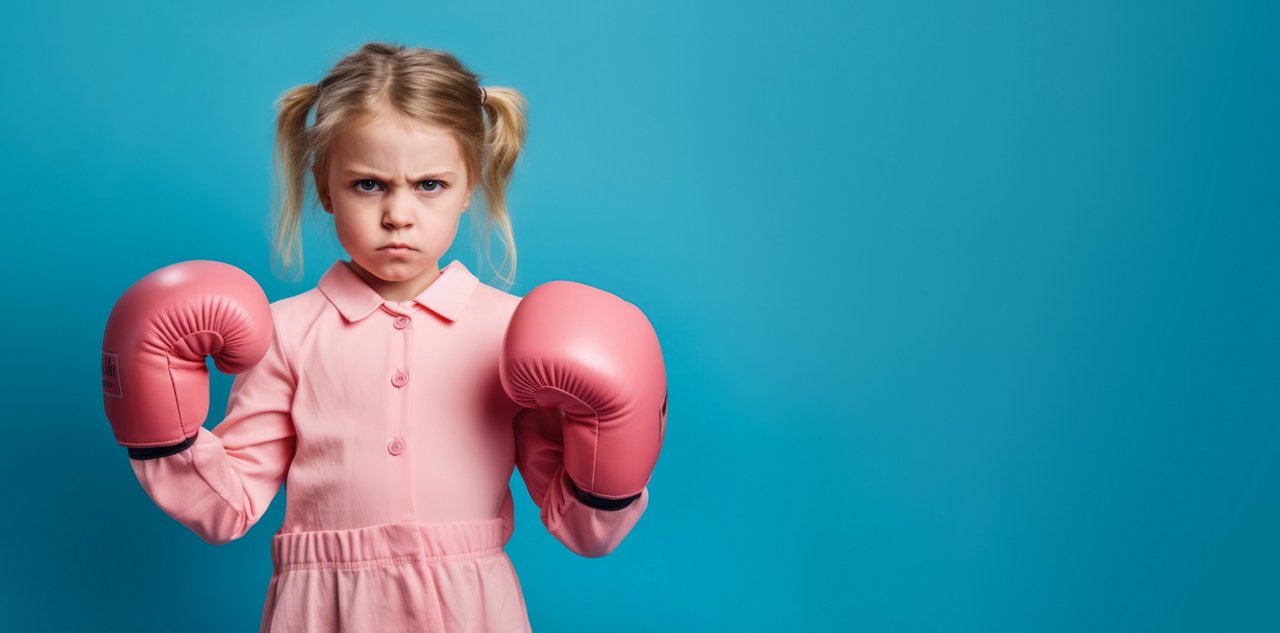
[{"xmin": 385, "ymin": 302, "xmax": 416, "ymax": 516}]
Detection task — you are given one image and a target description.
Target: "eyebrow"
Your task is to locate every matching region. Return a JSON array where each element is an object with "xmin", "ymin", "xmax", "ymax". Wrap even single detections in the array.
[{"xmin": 344, "ymin": 168, "xmax": 457, "ymax": 180}]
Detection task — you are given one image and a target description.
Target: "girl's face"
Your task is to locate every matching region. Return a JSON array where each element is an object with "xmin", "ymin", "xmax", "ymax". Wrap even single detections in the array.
[{"xmin": 318, "ymin": 111, "xmax": 472, "ymax": 302}]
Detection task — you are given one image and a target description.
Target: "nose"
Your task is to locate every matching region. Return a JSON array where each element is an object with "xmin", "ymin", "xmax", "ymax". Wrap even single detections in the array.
[{"xmin": 382, "ymin": 192, "xmax": 415, "ymax": 230}]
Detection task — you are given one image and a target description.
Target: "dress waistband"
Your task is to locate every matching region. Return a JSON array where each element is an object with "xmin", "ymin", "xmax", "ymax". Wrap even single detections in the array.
[{"xmin": 271, "ymin": 518, "xmax": 508, "ymax": 573}]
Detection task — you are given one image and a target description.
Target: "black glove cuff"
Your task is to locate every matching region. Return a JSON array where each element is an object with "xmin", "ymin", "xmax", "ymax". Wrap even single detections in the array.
[
  {"xmin": 127, "ymin": 434, "xmax": 198, "ymax": 460},
  {"xmin": 569, "ymin": 478, "xmax": 641, "ymax": 511}
]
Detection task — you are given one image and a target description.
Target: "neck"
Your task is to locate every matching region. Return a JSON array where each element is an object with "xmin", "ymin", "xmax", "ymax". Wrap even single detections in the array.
[{"xmin": 344, "ymin": 260, "xmax": 442, "ymax": 302}]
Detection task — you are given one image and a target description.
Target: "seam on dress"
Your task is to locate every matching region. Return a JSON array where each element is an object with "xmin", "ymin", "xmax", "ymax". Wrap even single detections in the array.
[{"xmin": 276, "ymin": 547, "xmax": 506, "ymax": 573}]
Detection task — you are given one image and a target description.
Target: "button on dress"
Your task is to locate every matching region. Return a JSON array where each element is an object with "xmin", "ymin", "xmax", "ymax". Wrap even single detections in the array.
[{"xmin": 128, "ymin": 259, "xmax": 650, "ymax": 632}]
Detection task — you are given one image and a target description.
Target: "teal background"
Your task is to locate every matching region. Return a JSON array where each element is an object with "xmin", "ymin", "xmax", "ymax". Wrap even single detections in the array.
[{"xmin": 2, "ymin": 1, "xmax": 1278, "ymax": 631}]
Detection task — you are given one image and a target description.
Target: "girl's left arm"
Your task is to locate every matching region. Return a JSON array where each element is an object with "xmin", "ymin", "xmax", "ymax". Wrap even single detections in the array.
[{"xmin": 513, "ymin": 406, "xmax": 649, "ymax": 558}]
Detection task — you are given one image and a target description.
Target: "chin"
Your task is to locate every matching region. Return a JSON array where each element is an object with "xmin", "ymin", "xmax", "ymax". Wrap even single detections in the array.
[
  {"xmin": 370, "ymin": 265, "xmax": 413, "ymax": 279},
  {"xmin": 386, "ymin": 262, "xmax": 433, "ymax": 276}
]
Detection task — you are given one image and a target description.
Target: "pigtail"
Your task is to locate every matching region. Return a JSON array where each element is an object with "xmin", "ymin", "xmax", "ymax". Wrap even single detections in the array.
[
  {"xmin": 476, "ymin": 86, "xmax": 529, "ymax": 291},
  {"xmin": 270, "ymin": 83, "xmax": 321, "ymax": 282}
]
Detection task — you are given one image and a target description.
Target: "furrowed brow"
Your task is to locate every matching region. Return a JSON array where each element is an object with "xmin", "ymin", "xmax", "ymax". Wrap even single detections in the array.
[{"xmin": 344, "ymin": 168, "xmax": 456, "ymax": 180}]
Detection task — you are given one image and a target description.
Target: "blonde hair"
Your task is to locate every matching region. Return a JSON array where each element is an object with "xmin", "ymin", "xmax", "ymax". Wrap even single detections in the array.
[{"xmin": 270, "ymin": 42, "xmax": 527, "ymax": 289}]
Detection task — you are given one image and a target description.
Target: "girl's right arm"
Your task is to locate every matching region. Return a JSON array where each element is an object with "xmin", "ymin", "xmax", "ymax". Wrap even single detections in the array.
[
  {"xmin": 128, "ymin": 314, "xmax": 297, "ymax": 546},
  {"xmin": 102, "ymin": 260, "xmax": 297, "ymax": 546}
]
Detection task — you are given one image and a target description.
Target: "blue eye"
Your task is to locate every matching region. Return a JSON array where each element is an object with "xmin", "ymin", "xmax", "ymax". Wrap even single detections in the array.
[{"xmin": 352, "ymin": 179, "xmax": 446, "ymax": 193}]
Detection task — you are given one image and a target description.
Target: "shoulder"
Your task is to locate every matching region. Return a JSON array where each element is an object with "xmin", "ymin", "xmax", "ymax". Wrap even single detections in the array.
[
  {"xmin": 465, "ymin": 280, "xmax": 523, "ymax": 324},
  {"xmin": 261, "ymin": 285, "xmax": 331, "ymax": 355},
  {"xmin": 268, "ymin": 285, "xmax": 328, "ymax": 323}
]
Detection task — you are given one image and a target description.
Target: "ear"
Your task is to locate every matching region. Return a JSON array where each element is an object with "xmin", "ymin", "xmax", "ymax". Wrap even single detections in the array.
[
  {"xmin": 318, "ymin": 182, "xmax": 334, "ymax": 215},
  {"xmin": 462, "ymin": 191, "xmax": 472, "ymax": 213}
]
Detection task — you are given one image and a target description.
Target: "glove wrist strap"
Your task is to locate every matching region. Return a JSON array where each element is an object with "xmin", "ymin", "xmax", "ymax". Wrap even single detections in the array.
[
  {"xmin": 127, "ymin": 433, "xmax": 198, "ymax": 460},
  {"xmin": 568, "ymin": 478, "xmax": 641, "ymax": 511}
]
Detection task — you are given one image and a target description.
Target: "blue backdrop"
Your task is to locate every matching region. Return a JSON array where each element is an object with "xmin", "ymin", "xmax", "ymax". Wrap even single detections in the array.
[{"xmin": 2, "ymin": 1, "xmax": 1277, "ymax": 631}]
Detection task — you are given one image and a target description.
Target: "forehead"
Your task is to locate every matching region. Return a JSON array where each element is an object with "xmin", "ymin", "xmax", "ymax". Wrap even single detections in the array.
[{"xmin": 329, "ymin": 113, "xmax": 463, "ymax": 169}]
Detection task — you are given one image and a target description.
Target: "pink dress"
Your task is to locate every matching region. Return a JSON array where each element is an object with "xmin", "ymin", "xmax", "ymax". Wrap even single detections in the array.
[{"xmin": 128, "ymin": 258, "xmax": 649, "ymax": 632}]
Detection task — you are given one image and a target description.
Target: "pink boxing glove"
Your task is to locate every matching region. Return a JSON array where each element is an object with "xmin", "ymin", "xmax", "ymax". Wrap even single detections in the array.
[
  {"xmin": 101, "ymin": 260, "xmax": 273, "ymax": 459},
  {"xmin": 500, "ymin": 281, "xmax": 667, "ymax": 511}
]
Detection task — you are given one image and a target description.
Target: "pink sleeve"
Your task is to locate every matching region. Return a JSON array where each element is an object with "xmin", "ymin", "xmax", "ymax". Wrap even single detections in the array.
[
  {"xmin": 128, "ymin": 311, "xmax": 297, "ymax": 546},
  {"xmin": 513, "ymin": 406, "xmax": 649, "ymax": 558}
]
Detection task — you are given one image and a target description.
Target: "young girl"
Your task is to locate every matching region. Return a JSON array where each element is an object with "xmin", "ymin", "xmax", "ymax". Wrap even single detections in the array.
[{"xmin": 100, "ymin": 42, "xmax": 667, "ymax": 632}]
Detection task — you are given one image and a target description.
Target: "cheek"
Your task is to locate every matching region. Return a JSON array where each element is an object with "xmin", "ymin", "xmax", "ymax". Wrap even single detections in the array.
[
  {"xmin": 417, "ymin": 212, "xmax": 464, "ymax": 258},
  {"xmin": 332, "ymin": 212, "xmax": 375, "ymax": 248},
  {"xmin": 330, "ymin": 213, "xmax": 378, "ymax": 255}
]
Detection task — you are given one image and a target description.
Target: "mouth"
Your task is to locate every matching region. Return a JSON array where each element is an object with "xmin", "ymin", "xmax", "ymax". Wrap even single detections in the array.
[{"xmin": 379, "ymin": 243, "xmax": 417, "ymax": 251}]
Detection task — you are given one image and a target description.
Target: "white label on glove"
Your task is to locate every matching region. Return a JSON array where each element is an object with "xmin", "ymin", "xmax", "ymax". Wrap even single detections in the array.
[{"xmin": 102, "ymin": 351, "xmax": 123, "ymax": 399}]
